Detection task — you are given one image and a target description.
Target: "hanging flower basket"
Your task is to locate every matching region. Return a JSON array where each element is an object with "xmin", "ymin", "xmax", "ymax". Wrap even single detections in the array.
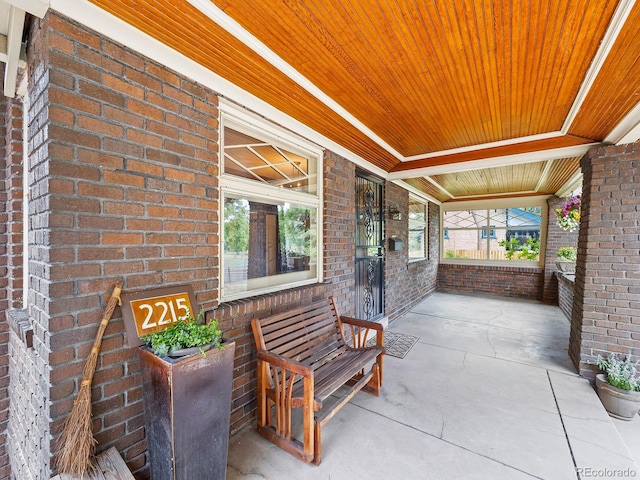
[{"xmin": 555, "ymin": 195, "xmax": 581, "ymax": 231}]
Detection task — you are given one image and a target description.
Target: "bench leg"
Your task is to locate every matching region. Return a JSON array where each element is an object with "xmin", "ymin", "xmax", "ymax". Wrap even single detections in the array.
[
  {"xmin": 362, "ymin": 361, "xmax": 382, "ymax": 396},
  {"xmin": 313, "ymin": 420, "xmax": 322, "ymax": 465},
  {"xmin": 256, "ymin": 367, "xmax": 316, "ymax": 464}
]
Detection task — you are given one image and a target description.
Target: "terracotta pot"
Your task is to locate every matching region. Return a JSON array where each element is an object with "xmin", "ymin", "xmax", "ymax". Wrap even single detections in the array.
[{"xmin": 595, "ymin": 373, "xmax": 640, "ymax": 421}]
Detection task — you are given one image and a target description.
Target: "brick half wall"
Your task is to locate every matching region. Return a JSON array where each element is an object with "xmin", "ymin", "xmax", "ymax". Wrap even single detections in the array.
[
  {"xmin": 557, "ymin": 273, "xmax": 575, "ymax": 322},
  {"xmin": 438, "ymin": 264, "xmax": 544, "ymax": 300}
]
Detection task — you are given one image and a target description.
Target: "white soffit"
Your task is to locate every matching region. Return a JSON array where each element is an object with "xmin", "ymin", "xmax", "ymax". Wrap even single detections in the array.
[{"xmin": 0, "ymin": 0, "xmax": 48, "ymax": 97}]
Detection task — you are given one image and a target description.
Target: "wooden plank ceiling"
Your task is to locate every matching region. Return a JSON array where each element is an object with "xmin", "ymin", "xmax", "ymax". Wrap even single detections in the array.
[{"xmin": 87, "ymin": 0, "xmax": 640, "ymax": 202}]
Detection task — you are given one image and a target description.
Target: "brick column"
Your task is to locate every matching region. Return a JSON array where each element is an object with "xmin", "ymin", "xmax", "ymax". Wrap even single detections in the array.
[
  {"xmin": 542, "ymin": 196, "xmax": 579, "ymax": 304},
  {"xmin": 569, "ymin": 142, "xmax": 640, "ymax": 377}
]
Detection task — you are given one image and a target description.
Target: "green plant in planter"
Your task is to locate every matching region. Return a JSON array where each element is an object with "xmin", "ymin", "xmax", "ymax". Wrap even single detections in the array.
[
  {"xmin": 556, "ymin": 246, "xmax": 577, "ymax": 261},
  {"xmin": 596, "ymin": 354, "xmax": 640, "ymax": 392},
  {"xmin": 141, "ymin": 310, "xmax": 223, "ymax": 357}
]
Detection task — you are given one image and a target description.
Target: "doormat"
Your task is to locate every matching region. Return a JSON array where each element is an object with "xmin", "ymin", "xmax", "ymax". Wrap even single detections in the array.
[{"xmin": 367, "ymin": 331, "xmax": 420, "ymax": 359}]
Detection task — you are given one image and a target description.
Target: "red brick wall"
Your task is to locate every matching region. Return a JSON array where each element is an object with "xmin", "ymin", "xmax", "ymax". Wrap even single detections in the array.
[
  {"xmin": 2, "ymin": 99, "xmax": 25, "ymax": 480},
  {"xmin": 23, "ymin": 12, "xmax": 220, "ymax": 477},
  {"xmin": 8, "ymin": 11, "xmax": 444, "ymax": 478},
  {"xmin": 0, "ymin": 71, "xmax": 14, "ymax": 480},
  {"xmin": 557, "ymin": 273, "xmax": 574, "ymax": 321},
  {"xmin": 543, "ymin": 196, "xmax": 579, "ymax": 304},
  {"xmin": 570, "ymin": 142, "xmax": 640, "ymax": 377},
  {"xmin": 438, "ymin": 264, "xmax": 544, "ymax": 299},
  {"xmin": 385, "ymin": 182, "xmax": 438, "ymax": 320}
]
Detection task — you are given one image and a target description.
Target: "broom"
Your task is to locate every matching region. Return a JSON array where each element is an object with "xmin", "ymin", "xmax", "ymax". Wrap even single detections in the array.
[{"xmin": 56, "ymin": 283, "xmax": 123, "ymax": 477}]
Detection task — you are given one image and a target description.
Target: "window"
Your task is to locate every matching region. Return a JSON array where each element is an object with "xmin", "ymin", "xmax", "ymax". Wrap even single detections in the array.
[
  {"xmin": 408, "ymin": 195, "xmax": 428, "ymax": 260},
  {"xmin": 441, "ymin": 199, "xmax": 545, "ymax": 264},
  {"xmin": 220, "ymin": 105, "xmax": 322, "ymax": 301},
  {"xmin": 481, "ymin": 225, "xmax": 496, "ymax": 239}
]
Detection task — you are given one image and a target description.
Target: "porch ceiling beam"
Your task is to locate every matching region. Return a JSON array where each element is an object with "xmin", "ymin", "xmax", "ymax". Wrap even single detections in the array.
[{"xmin": 387, "ymin": 144, "xmax": 599, "ymax": 180}]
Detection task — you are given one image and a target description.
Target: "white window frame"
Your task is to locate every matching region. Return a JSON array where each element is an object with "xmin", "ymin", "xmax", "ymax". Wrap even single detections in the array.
[
  {"xmin": 408, "ymin": 194, "xmax": 428, "ymax": 261},
  {"xmin": 219, "ymin": 102, "xmax": 323, "ymax": 302},
  {"xmin": 440, "ymin": 196, "xmax": 549, "ymax": 267}
]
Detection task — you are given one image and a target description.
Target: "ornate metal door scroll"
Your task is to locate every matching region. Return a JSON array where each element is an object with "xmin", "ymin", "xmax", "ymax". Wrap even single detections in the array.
[{"xmin": 355, "ymin": 172, "xmax": 384, "ymax": 320}]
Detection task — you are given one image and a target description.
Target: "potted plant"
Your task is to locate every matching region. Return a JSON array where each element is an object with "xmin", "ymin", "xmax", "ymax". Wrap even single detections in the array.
[
  {"xmin": 595, "ymin": 354, "xmax": 640, "ymax": 420},
  {"xmin": 141, "ymin": 310, "xmax": 222, "ymax": 357},
  {"xmin": 556, "ymin": 246, "xmax": 577, "ymax": 273},
  {"xmin": 555, "ymin": 194, "xmax": 581, "ymax": 231},
  {"xmin": 138, "ymin": 310, "xmax": 236, "ymax": 479}
]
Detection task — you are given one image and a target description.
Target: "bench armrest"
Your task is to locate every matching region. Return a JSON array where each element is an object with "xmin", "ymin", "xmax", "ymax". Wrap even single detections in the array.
[
  {"xmin": 340, "ymin": 316, "xmax": 384, "ymax": 349},
  {"xmin": 257, "ymin": 349, "xmax": 312, "ymax": 378},
  {"xmin": 340, "ymin": 316, "xmax": 384, "ymax": 330}
]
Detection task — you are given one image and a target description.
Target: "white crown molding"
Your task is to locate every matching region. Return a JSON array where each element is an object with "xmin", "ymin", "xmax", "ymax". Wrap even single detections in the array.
[
  {"xmin": 185, "ymin": 0, "xmax": 405, "ymax": 163},
  {"xmin": 392, "ymin": 180, "xmax": 441, "ymax": 205},
  {"xmin": 422, "ymin": 175, "xmax": 454, "ymax": 199},
  {"xmin": 556, "ymin": 170, "xmax": 583, "ymax": 198},
  {"xmin": 440, "ymin": 195, "xmax": 552, "ymax": 211},
  {"xmin": 403, "ymin": 131, "xmax": 563, "ymax": 162},
  {"xmin": 605, "ymin": 99, "xmax": 640, "ymax": 144},
  {"xmin": 387, "ymin": 143, "xmax": 598, "ymax": 180},
  {"xmin": 562, "ymin": 0, "xmax": 636, "ymax": 133},
  {"xmin": 450, "ymin": 190, "xmax": 539, "ymax": 201},
  {"xmin": 534, "ymin": 159, "xmax": 554, "ymax": 193}
]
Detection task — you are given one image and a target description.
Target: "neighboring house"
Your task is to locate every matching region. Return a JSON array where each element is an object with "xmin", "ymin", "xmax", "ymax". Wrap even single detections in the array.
[{"xmin": 443, "ymin": 207, "xmax": 542, "ymax": 259}]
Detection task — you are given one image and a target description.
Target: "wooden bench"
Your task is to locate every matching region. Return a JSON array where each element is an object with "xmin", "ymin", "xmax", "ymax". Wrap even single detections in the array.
[{"xmin": 251, "ymin": 296, "xmax": 385, "ymax": 465}]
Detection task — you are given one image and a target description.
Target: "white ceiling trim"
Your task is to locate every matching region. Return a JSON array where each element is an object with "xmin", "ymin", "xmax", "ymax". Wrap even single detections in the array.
[
  {"xmin": 387, "ymin": 143, "xmax": 599, "ymax": 180},
  {"xmin": 451, "ymin": 190, "xmax": 539, "ymax": 201},
  {"xmin": 561, "ymin": 0, "xmax": 636, "ymax": 134},
  {"xmin": 51, "ymin": 0, "xmax": 389, "ymax": 180},
  {"xmin": 440, "ymin": 195, "xmax": 552, "ymax": 211},
  {"xmin": 556, "ymin": 170, "xmax": 583, "ymax": 198},
  {"xmin": 185, "ymin": 0, "xmax": 405, "ymax": 163},
  {"xmin": 3, "ymin": 0, "xmax": 48, "ymax": 18},
  {"xmin": 604, "ymin": 99, "xmax": 640, "ymax": 144},
  {"xmin": 422, "ymin": 175, "xmax": 454, "ymax": 199},
  {"xmin": 392, "ymin": 180, "xmax": 441, "ymax": 205},
  {"xmin": 3, "ymin": 5, "xmax": 25, "ymax": 97},
  {"xmin": 403, "ymin": 131, "xmax": 564, "ymax": 162},
  {"xmin": 534, "ymin": 159, "xmax": 555, "ymax": 193}
]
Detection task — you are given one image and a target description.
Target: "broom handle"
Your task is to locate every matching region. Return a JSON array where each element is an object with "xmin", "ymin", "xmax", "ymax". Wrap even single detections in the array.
[{"xmin": 80, "ymin": 283, "xmax": 123, "ymax": 388}]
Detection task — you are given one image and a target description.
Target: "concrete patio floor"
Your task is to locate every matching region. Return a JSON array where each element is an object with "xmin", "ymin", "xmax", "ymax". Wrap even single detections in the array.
[{"xmin": 227, "ymin": 292, "xmax": 640, "ymax": 479}]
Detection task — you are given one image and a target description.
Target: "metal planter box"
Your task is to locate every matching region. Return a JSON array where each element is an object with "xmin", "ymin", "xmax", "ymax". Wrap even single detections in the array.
[{"xmin": 139, "ymin": 341, "xmax": 236, "ymax": 480}]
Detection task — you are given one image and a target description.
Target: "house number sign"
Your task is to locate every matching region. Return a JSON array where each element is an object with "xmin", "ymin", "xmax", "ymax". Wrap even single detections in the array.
[{"xmin": 121, "ymin": 285, "xmax": 197, "ymax": 347}]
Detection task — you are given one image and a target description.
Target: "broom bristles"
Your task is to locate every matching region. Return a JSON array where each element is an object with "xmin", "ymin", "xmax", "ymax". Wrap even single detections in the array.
[
  {"xmin": 56, "ymin": 386, "xmax": 97, "ymax": 477},
  {"xmin": 55, "ymin": 284, "xmax": 122, "ymax": 477}
]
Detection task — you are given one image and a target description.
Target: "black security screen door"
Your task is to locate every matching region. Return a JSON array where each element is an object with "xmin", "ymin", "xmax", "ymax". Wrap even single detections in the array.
[{"xmin": 355, "ymin": 171, "xmax": 385, "ymax": 320}]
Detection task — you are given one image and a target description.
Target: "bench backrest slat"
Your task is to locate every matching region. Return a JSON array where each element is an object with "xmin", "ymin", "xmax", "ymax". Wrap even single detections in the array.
[{"xmin": 253, "ymin": 298, "xmax": 346, "ymax": 368}]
